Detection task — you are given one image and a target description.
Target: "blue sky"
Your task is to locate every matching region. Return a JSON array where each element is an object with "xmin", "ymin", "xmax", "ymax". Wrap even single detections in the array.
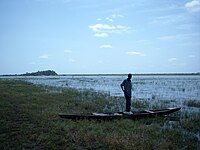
[{"xmin": 0, "ymin": 0, "xmax": 200, "ymax": 74}]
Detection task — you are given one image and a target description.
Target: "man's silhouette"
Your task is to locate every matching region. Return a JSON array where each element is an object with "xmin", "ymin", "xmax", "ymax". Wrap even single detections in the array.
[{"xmin": 120, "ymin": 73, "xmax": 132, "ymax": 113}]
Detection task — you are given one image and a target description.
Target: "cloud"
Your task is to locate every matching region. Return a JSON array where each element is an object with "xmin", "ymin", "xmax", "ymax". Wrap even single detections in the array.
[
  {"xmin": 168, "ymin": 58, "xmax": 177, "ymax": 62},
  {"xmin": 171, "ymin": 62, "xmax": 187, "ymax": 67},
  {"xmin": 97, "ymin": 14, "xmax": 124, "ymax": 22},
  {"xmin": 89, "ymin": 14, "xmax": 130, "ymax": 37},
  {"xmin": 185, "ymin": 0, "xmax": 200, "ymax": 12},
  {"xmin": 126, "ymin": 51, "xmax": 146, "ymax": 56},
  {"xmin": 167, "ymin": 58, "xmax": 186, "ymax": 67},
  {"xmin": 106, "ymin": 17, "xmax": 113, "ymax": 22},
  {"xmin": 68, "ymin": 58, "xmax": 75, "ymax": 62},
  {"xmin": 94, "ymin": 33, "xmax": 109, "ymax": 37},
  {"xmin": 97, "ymin": 18, "xmax": 102, "ymax": 21},
  {"xmin": 39, "ymin": 54, "xmax": 49, "ymax": 59},
  {"xmin": 150, "ymin": 14, "xmax": 185, "ymax": 25},
  {"xmin": 89, "ymin": 23, "xmax": 131, "ymax": 37},
  {"xmin": 158, "ymin": 35, "xmax": 175, "ymax": 41},
  {"xmin": 188, "ymin": 55, "xmax": 196, "ymax": 58},
  {"xmin": 99, "ymin": 45, "xmax": 112, "ymax": 49},
  {"xmin": 89, "ymin": 24, "xmax": 116, "ymax": 32},
  {"xmin": 111, "ymin": 14, "xmax": 124, "ymax": 18},
  {"xmin": 64, "ymin": 50, "xmax": 72, "ymax": 53},
  {"xmin": 158, "ymin": 33, "xmax": 199, "ymax": 42}
]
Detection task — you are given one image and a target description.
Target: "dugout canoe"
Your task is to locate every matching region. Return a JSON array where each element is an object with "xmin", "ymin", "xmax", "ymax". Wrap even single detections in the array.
[{"xmin": 58, "ymin": 107, "xmax": 181, "ymax": 120}]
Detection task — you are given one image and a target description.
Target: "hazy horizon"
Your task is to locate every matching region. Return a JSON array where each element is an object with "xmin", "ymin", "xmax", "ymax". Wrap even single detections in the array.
[
  {"xmin": 0, "ymin": 0, "xmax": 200, "ymax": 74},
  {"xmin": 1, "ymin": 70, "xmax": 200, "ymax": 76}
]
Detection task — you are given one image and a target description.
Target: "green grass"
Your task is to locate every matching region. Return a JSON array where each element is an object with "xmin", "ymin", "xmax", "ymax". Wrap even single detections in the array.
[{"xmin": 0, "ymin": 79, "xmax": 199, "ymax": 149}]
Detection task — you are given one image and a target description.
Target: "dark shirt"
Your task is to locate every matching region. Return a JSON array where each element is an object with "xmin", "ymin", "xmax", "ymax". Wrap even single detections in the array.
[{"xmin": 121, "ymin": 79, "xmax": 132, "ymax": 97}]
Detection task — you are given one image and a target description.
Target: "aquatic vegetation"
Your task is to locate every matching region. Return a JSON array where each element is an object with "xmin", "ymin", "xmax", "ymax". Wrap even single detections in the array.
[
  {"xmin": 132, "ymin": 100, "xmax": 150, "ymax": 109},
  {"xmin": 7, "ymin": 74, "xmax": 199, "ymax": 103},
  {"xmin": 184, "ymin": 100, "xmax": 200, "ymax": 108}
]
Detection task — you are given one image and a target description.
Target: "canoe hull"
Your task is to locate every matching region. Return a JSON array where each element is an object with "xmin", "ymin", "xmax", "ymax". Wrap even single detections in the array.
[{"xmin": 58, "ymin": 107, "xmax": 181, "ymax": 120}]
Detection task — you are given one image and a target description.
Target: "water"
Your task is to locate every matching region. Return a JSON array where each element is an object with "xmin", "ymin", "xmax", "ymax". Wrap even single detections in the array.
[{"xmin": 1, "ymin": 75, "xmax": 200, "ymax": 102}]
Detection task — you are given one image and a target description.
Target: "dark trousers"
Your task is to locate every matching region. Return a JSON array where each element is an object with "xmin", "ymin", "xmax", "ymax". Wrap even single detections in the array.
[{"xmin": 124, "ymin": 94, "xmax": 131, "ymax": 112}]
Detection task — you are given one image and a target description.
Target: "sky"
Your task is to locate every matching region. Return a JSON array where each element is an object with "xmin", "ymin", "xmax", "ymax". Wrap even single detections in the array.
[{"xmin": 0, "ymin": 0, "xmax": 200, "ymax": 74}]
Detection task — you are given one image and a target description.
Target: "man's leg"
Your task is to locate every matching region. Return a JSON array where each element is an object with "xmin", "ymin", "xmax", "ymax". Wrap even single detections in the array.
[{"xmin": 125, "ymin": 94, "xmax": 131, "ymax": 112}]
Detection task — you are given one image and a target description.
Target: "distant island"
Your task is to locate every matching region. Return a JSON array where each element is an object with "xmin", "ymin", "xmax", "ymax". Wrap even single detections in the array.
[
  {"xmin": 1, "ymin": 70, "xmax": 58, "ymax": 76},
  {"xmin": 21, "ymin": 70, "xmax": 58, "ymax": 76}
]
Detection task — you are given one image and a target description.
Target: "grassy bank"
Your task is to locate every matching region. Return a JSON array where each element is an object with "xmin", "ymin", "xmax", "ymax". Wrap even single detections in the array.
[{"xmin": 0, "ymin": 79, "xmax": 199, "ymax": 149}]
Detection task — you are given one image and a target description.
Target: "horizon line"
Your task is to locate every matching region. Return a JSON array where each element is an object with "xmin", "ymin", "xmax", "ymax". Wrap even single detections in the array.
[{"xmin": 1, "ymin": 72, "xmax": 200, "ymax": 76}]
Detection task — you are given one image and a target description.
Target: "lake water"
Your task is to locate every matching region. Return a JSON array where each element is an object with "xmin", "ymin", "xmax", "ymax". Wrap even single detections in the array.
[{"xmin": 2, "ymin": 75, "xmax": 200, "ymax": 102}]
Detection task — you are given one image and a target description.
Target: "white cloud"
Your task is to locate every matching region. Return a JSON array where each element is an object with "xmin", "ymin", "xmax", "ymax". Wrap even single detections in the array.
[
  {"xmin": 89, "ymin": 23, "xmax": 131, "ymax": 37},
  {"xmin": 168, "ymin": 58, "xmax": 177, "ymax": 62},
  {"xmin": 64, "ymin": 50, "xmax": 72, "ymax": 53},
  {"xmin": 89, "ymin": 24, "xmax": 116, "ymax": 32},
  {"xmin": 97, "ymin": 18, "xmax": 102, "ymax": 21},
  {"xmin": 111, "ymin": 14, "xmax": 124, "ymax": 18},
  {"xmin": 167, "ymin": 58, "xmax": 187, "ymax": 67},
  {"xmin": 99, "ymin": 45, "xmax": 112, "ymax": 49},
  {"xmin": 39, "ymin": 54, "xmax": 49, "ymax": 59},
  {"xmin": 68, "ymin": 58, "xmax": 75, "ymax": 62},
  {"xmin": 97, "ymin": 14, "xmax": 124, "ymax": 22},
  {"xmin": 189, "ymin": 55, "xmax": 196, "ymax": 58},
  {"xmin": 89, "ymin": 13, "xmax": 130, "ymax": 37},
  {"xmin": 185, "ymin": 0, "xmax": 200, "ymax": 12},
  {"xmin": 126, "ymin": 51, "xmax": 146, "ymax": 56},
  {"xmin": 116, "ymin": 25, "xmax": 126, "ymax": 29},
  {"xmin": 106, "ymin": 17, "xmax": 113, "ymax": 22},
  {"xmin": 94, "ymin": 33, "xmax": 109, "ymax": 37}
]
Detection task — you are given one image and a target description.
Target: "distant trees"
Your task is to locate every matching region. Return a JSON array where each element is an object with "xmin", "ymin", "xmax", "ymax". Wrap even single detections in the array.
[{"xmin": 21, "ymin": 70, "xmax": 58, "ymax": 76}]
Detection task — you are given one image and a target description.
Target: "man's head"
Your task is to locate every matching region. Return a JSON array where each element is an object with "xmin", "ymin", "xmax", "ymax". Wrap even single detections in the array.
[{"xmin": 128, "ymin": 73, "xmax": 132, "ymax": 80}]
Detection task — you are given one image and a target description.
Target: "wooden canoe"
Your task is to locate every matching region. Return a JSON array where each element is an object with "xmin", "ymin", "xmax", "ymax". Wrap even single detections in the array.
[{"xmin": 58, "ymin": 107, "xmax": 181, "ymax": 120}]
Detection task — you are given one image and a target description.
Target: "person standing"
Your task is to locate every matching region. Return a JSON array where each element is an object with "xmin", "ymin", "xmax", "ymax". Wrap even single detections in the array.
[{"xmin": 120, "ymin": 73, "xmax": 132, "ymax": 114}]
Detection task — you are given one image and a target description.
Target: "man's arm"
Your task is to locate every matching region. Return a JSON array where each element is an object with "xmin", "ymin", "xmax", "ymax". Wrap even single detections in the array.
[
  {"xmin": 120, "ymin": 81, "xmax": 125, "ymax": 92},
  {"xmin": 120, "ymin": 84, "xmax": 124, "ymax": 92}
]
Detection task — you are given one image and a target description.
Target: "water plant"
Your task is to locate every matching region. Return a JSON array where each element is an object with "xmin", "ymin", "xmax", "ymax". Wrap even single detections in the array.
[{"xmin": 184, "ymin": 100, "xmax": 200, "ymax": 108}]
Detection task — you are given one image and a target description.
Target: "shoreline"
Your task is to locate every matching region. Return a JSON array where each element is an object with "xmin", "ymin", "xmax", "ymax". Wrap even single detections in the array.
[{"xmin": 1, "ymin": 73, "xmax": 200, "ymax": 77}]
